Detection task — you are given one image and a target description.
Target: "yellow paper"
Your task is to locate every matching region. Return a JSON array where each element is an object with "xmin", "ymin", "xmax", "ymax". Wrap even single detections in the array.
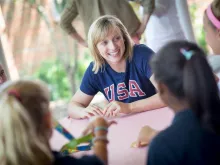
[{"xmin": 131, "ymin": 141, "xmax": 149, "ymax": 148}]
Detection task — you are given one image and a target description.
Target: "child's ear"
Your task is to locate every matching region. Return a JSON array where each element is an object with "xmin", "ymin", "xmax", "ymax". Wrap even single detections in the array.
[
  {"xmin": 217, "ymin": 29, "xmax": 220, "ymax": 40},
  {"xmin": 44, "ymin": 111, "xmax": 53, "ymax": 130},
  {"xmin": 157, "ymin": 82, "xmax": 166, "ymax": 95}
]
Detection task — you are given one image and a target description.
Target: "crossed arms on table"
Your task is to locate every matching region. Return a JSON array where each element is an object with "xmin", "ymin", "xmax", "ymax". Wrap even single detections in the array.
[{"xmin": 68, "ymin": 75, "xmax": 165, "ymax": 119}]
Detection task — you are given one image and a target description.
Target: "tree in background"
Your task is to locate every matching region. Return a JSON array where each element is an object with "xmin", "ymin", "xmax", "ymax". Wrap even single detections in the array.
[{"xmin": 2, "ymin": 0, "xmax": 90, "ymax": 101}]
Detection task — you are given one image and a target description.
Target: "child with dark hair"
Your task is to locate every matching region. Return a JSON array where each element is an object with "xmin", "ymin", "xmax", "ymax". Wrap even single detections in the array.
[{"xmin": 146, "ymin": 40, "xmax": 220, "ymax": 165}]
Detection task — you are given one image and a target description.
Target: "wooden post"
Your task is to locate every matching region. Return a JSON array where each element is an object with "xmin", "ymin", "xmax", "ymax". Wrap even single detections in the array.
[{"xmin": 0, "ymin": 7, "xmax": 19, "ymax": 80}]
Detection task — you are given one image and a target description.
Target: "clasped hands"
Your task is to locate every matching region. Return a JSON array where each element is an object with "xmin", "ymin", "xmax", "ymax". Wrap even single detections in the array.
[{"xmin": 80, "ymin": 101, "xmax": 132, "ymax": 119}]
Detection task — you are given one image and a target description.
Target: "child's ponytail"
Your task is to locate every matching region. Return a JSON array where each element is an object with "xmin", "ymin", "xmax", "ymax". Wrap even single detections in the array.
[
  {"xmin": 151, "ymin": 40, "xmax": 220, "ymax": 134},
  {"xmin": 183, "ymin": 51, "xmax": 220, "ymax": 134},
  {"xmin": 0, "ymin": 81, "xmax": 53, "ymax": 165}
]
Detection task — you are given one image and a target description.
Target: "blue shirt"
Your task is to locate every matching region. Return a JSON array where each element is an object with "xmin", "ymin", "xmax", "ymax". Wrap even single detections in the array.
[
  {"xmin": 53, "ymin": 151, "xmax": 103, "ymax": 165},
  {"xmin": 80, "ymin": 44, "xmax": 156, "ymax": 102},
  {"xmin": 147, "ymin": 110, "xmax": 220, "ymax": 165}
]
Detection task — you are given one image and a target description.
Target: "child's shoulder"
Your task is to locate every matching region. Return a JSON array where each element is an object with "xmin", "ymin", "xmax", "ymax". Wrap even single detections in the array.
[
  {"xmin": 53, "ymin": 151, "xmax": 103, "ymax": 165},
  {"xmin": 207, "ymin": 55, "xmax": 220, "ymax": 73}
]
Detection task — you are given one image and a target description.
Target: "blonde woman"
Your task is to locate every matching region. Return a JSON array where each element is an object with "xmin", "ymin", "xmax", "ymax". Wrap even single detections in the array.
[
  {"xmin": 68, "ymin": 15, "xmax": 165, "ymax": 119},
  {"xmin": 0, "ymin": 80, "xmax": 113, "ymax": 165}
]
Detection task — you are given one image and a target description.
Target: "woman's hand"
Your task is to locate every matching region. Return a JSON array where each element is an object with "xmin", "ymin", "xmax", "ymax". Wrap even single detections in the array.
[
  {"xmin": 80, "ymin": 104, "xmax": 104, "ymax": 119},
  {"xmin": 103, "ymin": 101, "xmax": 132, "ymax": 117},
  {"xmin": 82, "ymin": 117, "xmax": 117, "ymax": 136},
  {"xmin": 133, "ymin": 125, "xmax": 158, "ymax": 148}
]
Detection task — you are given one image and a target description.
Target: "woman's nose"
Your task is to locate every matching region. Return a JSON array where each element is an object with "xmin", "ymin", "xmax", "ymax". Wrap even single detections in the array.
[{"xmin": 108, "ymin": 41, "xmax": 116, "ymax": 49}]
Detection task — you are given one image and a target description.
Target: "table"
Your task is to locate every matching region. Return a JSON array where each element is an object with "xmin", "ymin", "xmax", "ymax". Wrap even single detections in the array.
[{"xmin": 50, "ymin": 107, "xmax": 174, "ymax": 165}]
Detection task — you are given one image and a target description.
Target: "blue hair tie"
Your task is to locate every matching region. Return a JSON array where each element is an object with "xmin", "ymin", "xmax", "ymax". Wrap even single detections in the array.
[{"xmin": 180, "ymin": 48, "xmax": 194, "ymax": 60}]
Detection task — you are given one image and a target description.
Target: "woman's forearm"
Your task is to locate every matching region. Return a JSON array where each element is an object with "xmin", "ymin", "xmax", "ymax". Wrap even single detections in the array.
[
  {"xmin": 68, "ymin": 101, "xmax": 86, "ymax": 119},
  {"xmin": 130, "ymin": 93, "xmax": 165, "ymax": 113}
]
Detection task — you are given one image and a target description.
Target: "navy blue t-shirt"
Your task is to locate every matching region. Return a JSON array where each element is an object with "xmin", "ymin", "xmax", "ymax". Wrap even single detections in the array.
[
  {"xmin": 80, "ymin": 44, "xmax": 156, "ymax": 103},
  {"xmin": 147, "ymin": 110, "xmax": 220, "ymax": 165},
  {"xmin": 53, "ymin": 151, "xmax": 103, "ymax": 165}
]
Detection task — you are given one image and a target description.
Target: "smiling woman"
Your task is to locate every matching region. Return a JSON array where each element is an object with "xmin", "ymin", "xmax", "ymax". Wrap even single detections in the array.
[
  {"xmin": 68, "ymin": 15, "xmax": 165, "ymax": 119},
  {"xmin": 95, "ymin": 28, "xmax": 126, "ymax": 72}
]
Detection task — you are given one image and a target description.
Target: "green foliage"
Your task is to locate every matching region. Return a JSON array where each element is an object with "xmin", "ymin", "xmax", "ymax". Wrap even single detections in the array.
[
  {"xmin": 189, "ymin": 3, "xmax": 208, "ymax": 53},
  {"xmin": 34, "ymin": 58, "xmax": 88, "ymax": 101},
  {"xmin": 34, "ymin": 59, "xmax": 71, "ymax": 101}
]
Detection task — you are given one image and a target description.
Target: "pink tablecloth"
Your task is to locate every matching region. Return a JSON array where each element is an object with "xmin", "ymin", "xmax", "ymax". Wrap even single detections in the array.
[{"xmin": 50, "ymin": 107, "xmax": 174, "ymax": 165}]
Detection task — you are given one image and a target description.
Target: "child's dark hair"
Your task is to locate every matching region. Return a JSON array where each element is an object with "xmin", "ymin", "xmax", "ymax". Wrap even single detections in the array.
[{"xmin": 150, "ymin": 40, "xmax": 220, "ymax": 134}]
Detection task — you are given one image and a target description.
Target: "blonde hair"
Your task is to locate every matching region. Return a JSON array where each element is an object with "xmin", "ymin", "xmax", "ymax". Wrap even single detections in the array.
[
  {"xmin": 88, "ymin": 15, "xmax": 134, "ymax": 74},
  {"xmin": 0, "ymin": 80, "xmax": 53, "ymax": 165}
]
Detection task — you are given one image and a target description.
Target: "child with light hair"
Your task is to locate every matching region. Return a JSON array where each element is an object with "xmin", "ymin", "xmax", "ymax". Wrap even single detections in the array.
[{"xmin": 0, "ymin": 80, "xmax": 114, "ymax": 165}]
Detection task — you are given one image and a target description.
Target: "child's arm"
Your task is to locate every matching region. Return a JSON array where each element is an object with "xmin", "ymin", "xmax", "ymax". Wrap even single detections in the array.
[
  {"xmin": 82, "ymin": 117, "xmax": 116, "ymax": 165},
  {"xmin": 93, "ymin": 122, "xmax": 108, "ymax": 165}
]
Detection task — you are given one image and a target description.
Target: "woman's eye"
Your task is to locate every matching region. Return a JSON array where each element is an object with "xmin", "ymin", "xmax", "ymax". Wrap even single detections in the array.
[
  {"xmin": 115, "ymin": 36, "xmax": 121, "ymax": 41},
  {"xmin": 102, "ymin": 41, "xmax": 108, "ymax": 45}
]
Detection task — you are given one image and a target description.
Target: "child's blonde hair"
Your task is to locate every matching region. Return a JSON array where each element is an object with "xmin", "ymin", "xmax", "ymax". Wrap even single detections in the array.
[
  {"xmin": 0, "ymin": 80, "xmax": 53, "ymax": 165},
  {"xmin": 88, "ymin": 15, "xmax": 134, "ymax": 74}
]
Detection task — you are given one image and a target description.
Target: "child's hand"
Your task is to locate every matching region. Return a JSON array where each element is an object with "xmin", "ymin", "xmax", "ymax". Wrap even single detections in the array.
[
  {"xmin": 132, "ymin": 126, "xmax": 158, "ymax": 148},
  {"xmin": 82, "ymin": 117, "xmax": 117, "ymax": 136}
]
